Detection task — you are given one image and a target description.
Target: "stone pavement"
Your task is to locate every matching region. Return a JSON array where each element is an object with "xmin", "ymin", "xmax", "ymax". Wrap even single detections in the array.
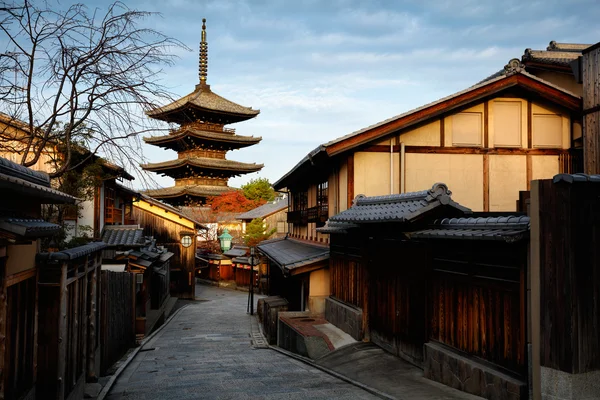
[{"xmin": 106, "ymin": 284, "xmax": 379, "ymax": 400}]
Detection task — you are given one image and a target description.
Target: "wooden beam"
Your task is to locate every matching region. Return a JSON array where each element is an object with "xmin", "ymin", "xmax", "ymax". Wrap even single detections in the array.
[
  {"xmin": 484, "ymin": 102, "xmax": 489, "ymax": 148},
  {"xmin": 483, "ymin": 154, "xmax": 489, "ymax": 212},
  {"xmin": 347, "ymin": 154, "xmax": 354, "ymax": 209},
  {"xmin": 326, "ymin": 74, "xmax": 581, "ymax": 157},
  {"xmin": 360, "ymin": 145, "xmax": 400, "ymax": 152},
  {"xmin": 527, "ymin": 155, "xmax": 533, "ymax": 191},
  {"xmin": 440, "ymin": 118, "xmax": 445, "ymax": 147},
  {"xmin": 404, "ymin": 146, "xmax": 567, "ymax": 156},
  {"xmin": 0, "ymin": 261, "xmax": 6, "ymax": 399},
  {"xmin": 527, "ymin": 100, "xmax": 533, "ymax": 149}
]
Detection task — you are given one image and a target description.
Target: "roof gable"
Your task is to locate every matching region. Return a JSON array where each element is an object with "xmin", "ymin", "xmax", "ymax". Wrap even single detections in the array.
[
  {"xmin": 325, "ymin": 70, "xmax": 580, "ymax": 157},
  {"xmin": 319, "ymin": 183, "xmax": 471, "ymax": 233}
]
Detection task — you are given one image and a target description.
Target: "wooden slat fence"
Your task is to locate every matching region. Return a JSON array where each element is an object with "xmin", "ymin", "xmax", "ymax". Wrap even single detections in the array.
[
  {"xmin": 428, "ymin": 242, "xmax": 527, "ymax": 376},
  {"xmin": 330, "ymin": 258, "xmax": 365, "ymax": 308},
  {"xmin": 100, "ymin": 271, "xmax": 135, "ymax": 375}
]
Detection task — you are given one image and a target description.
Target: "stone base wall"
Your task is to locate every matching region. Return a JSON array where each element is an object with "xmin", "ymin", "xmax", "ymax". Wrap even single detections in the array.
[
  {"xmin": 371, "ymin": 330, "xmax": 423, "ymax": 368},
  {"xmin": 324, "ymin": 297, "xmax": 363, "ymax": 341},
  {"xmin": 541, "ymin": 366, "xmax": 600, "ymax": 400},
  {"xmin": 424, "ymin": 342, "xmax": 526, "ymax": 400}
]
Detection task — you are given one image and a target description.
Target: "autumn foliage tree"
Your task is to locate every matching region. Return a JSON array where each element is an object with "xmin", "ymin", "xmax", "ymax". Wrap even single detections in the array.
[{"xmin": 209, "ymin": 190, "xmax": 265, "ymax": 213}]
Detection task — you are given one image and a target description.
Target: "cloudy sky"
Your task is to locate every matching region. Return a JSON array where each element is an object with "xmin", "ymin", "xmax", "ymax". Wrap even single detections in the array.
[{"xmin": 85, "ymin": 0, "xmax": 600, "ymax": 189}]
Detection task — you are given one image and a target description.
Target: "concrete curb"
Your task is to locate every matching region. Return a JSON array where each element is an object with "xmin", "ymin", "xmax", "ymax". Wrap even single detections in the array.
[
  {"xmin": 253, "ymin": 316, "xmax": 396, "ymax": 400},
  {"xmin": 96, "ymin": 304, "xmax": 190, "ymax": 400},
  {"xmin": 268, "ymin": 345, "xmax": 397, "ymax": 400}
]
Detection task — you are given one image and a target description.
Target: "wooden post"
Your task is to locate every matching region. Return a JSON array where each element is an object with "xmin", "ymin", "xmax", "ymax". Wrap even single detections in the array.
[
  {"xmin": 57, "ymin": 261, "xmax": 68, "ymax": 400},
  {"xmin": 583, "ymin": 43, "xmax": 600, "ymax": 174},
  {"xmin": 0, "ymin": 260, "xmax": 6, "ymax": 399},
  {"xmin": 87, "ymin": 263, "xmax": 97, "ymax": 381}
]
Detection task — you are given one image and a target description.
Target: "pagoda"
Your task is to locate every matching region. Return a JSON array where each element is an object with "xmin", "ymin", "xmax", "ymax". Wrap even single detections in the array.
[{"xmin": 141, "ymin": 19, "xmax": 263, "ymax": 206}]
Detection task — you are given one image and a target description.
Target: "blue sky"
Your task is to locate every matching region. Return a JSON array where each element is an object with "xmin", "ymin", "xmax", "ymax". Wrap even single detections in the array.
[{"xmin": 61, "ymin": 1, "xmax": 600, "ymax": 189}]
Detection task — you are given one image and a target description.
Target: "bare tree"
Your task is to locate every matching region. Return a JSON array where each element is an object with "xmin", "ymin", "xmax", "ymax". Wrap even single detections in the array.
[{"xmin": 0, "ymin": 0, "xmax": 187, "ymax": 178}]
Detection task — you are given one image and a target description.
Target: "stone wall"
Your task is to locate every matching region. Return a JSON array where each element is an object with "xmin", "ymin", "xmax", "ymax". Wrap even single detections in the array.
[
  {"xmin": 541, "ymin": 366, "xmax": 600, "ymax": 400},
  {"xmin": 424, "ymin": 342, "xmax": 526, "ymax": 400},
  {"xmin": 324, "ymin": 297, "xmax": 363, "ymax": 341}
]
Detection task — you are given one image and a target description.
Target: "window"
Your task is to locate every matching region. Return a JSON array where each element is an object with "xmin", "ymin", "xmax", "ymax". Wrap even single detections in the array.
[
  {"xmin": 452, "ymin": 112, "xmax": 482, "ymax": 146},
  {"xmin": 181, "ymin": 235, "xmax": 192, "ymax": 248},
  {"xmin": 277, "ymin": 221, "xmax": 286, "ymax": 234},
  {"xmin": 292, "ymin": 191, "xmax": 307, "ymax": 212},
  {"xmin": 532, "ymin": 114, "xmax": 562, "ymax": 148},
  {"xmin": 317, "ymin": 181, "xmax": 328, "ymax": 209},
  {"xmin": 493, "ymin": 102, "xmax": 521, "ymax": 147}
]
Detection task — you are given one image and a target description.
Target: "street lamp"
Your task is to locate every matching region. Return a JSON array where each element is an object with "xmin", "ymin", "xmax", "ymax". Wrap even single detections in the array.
[
  {"xmin": 247, "ymin": 247, "xmax": 255, "ymax": 315},
  {"xmin": 218, "ymin": 228, "xmax": 233, "ymax": 252}
]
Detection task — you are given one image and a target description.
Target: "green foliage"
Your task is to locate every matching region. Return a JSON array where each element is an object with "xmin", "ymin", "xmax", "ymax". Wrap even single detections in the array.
[
  {"xmin": 241, "ymin": 178, "xmax": 275, "ymax": 202},
  {"xmin": 244, "ymin": 218, "xmax": 276, "ymax": 247}
]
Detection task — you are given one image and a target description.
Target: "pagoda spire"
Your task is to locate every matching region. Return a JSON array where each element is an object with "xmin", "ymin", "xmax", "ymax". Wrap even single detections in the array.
[{"xmin": 199, "ymin": 18, "xmax": 208, "ymax": 83}]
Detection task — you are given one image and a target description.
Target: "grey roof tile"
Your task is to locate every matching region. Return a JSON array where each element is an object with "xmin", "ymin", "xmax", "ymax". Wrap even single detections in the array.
[
  {"xmin": 0, "ymin": 157, "xmax": 77, "ymax": 204},
  {"xmin": 407, "ymin": 215, "xmax": 529, "ymax": 243},
  {"xmin": 223, "ymin": 246, "xmax": 248, "ymax": 257},
  {"xmin": 553, "ymin": 173, "xmax": 600, "ymax": 184},
  {"xmin": 237, "ymin": 196, "xmax": 288, "ymax": 220},
  {"xmin": 323, "ymin": 183, "xmax": 470, "ymax": 225},
  {"xmin": 37, "ymin": 241, "xmax": 107, "ymax": 261},
  {"xmin": 257, "ymin": 237, "xmax": 329, "ymax": 273},
  {"xmin": 101, "ymin": 226, "xmax": 145, "ymax": 247},
  {"xmin": 0, "ymin": 218, "xmax": 61, "ymax": 238}
]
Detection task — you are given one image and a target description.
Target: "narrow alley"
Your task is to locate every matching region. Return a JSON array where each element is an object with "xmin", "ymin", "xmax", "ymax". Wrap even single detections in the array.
[{"xmin": 106, "ymin": 284, "xmax": 379, "ymax": 400}]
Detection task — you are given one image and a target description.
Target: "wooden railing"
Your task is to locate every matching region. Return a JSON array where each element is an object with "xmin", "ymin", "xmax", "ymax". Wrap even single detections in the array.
[
  {"xmin": 105, "ymin": 206, "xmax": 123, "ymax": 224},
  {"xmin": 307, "ymin": 204, "xmax": 328, "ymax": 224},
  {"xmin": 287, "ymin": 210, "xmax": 308, "ymax": 225},
  {"xmin": 172, "ymin": 121, "xmax": 236, "ymax": 135}
]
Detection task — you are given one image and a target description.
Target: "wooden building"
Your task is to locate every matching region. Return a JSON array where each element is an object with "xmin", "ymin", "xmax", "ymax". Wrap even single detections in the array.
[
  {"xmin": 238, "ymin": 195, "xmax": 289, "ymax": 239},
  {"xmin": 132, "ymin": 194, "xmax": 206, "ymax": 299},
  {"xmin": 271, "ymin": 42, "xmax": 586, "ymax": 337},
  {"xmin": 141, "ymin": 19, "xmax": 263, "ymax": 206},
  {"xmin": 319, "ymin": 183, "xmax": 530, "ymax": 399},
  {"xmin": 0, "ymin": 156, "xmax": 77, "ymax": 399}
]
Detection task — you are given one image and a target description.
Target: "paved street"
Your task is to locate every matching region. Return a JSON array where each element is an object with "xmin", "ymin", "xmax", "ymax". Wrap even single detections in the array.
[{"xmin": 107, "ymin": 284, "xmax": 379, "ymax": 400}]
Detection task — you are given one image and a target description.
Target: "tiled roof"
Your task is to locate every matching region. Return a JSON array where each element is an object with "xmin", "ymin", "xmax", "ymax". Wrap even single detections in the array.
[
  {"xmin": 231, "ymin": 256, "xmax": 260, "ymax": 266},
  {"xmin": 0, "ymin": 156, "xmax": 49, "ymax": 186},
  {"xmin": 0, "ymin": 157, "xmax": 77, "ymax": 204},
  {"xmin": 547, "ymin": 41, "xmax": 591, "ymax": 52},
  {"xmin": 101, "ymin": 225, "xmax": 145, "ymax": 247},
  {"xmin": 321, "ymin": 183, "xmax": 470, "ymax": 226},
  {"xmin": 223, "ymin": 246, "xmax": 248, "ymax": 257},
  {"xmin": 553, "ymin": 173, "xmax": 600, "ymax": 184},
  {"xmin": 0, "ymin": 218, "xmax": 62, "ymax": 238},
  {"xmin": 37, "ymin": 241, "xmax": 107, "ymax": 261},
  {"xmin": 257, "ymin": 237, "xmax": 329, "ymax": 274},
  {"xmin": 144, "ymin": 128, "xmax": 261, "ymax": 147},
  {"xmin": 407, "ymin": 215, "xmax": 530, "ymax": 243},
  {"xmin": 146, "ymin": 83, "xmax": 259, "ymax": 123},
  {"xmin": 238, "ymin": 196, "xmax": 288, "ymax": 220},
  {"xmin": 140, "ymin": 157, "xmax": 264, "ymax": 173}
]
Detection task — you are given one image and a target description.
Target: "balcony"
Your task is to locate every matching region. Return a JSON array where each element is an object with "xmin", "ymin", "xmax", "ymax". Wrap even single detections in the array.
[
  {"xmin": 287, "ymin": 210, "xmax": 308, "ymax": 225},
  {"xmin": 105, "ymin": 206, "xmax": 123, "ymax": 224},
  {"xmin": 307, "ymin": 204, "xmax": 328, "ymax": 224}
]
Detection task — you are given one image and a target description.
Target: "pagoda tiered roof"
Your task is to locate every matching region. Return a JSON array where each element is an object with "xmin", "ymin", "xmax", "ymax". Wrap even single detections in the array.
[
  {"xmin": 141, "ymin": 18, "xmax": 263, "ymax": 206},
  {"xmin": 146, "ymin": 83, "xmax": 259, "ymax": 125},
  {"xmin": 144, "ymin": 125, "xmax": 261, "ymax": 152},
  {"xmin": 144, "ymin": 185, "xmax": 233, "ymax": 205},
  {"xmin": 141, "ymin": 157, "xmax": 263, "ymax": 179}
]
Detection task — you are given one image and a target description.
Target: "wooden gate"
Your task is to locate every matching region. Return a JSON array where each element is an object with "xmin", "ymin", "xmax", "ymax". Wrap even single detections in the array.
[{"xmin": 100, "ymin": 271, "xmax": 135, "ymax": 374}]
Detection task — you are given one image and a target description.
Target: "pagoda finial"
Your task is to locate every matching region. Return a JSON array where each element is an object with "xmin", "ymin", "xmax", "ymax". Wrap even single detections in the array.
[{"xmin": 199, "ymin": 18, "xmax": 208, "ymax": 83}]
